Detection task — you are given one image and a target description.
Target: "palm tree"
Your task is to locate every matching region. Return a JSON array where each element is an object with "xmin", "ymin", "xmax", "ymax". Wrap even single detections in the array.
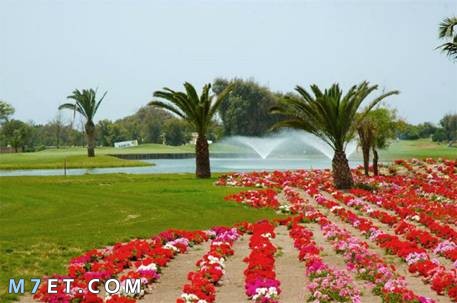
[
  {"xmin": 438, "ymin": 16, "xmax": 457, "ymax": 60},
  {"xmin": 150, "ymin": 82, "xmax": 233, "ymax": 178},
  {"xmin": 357, "ymin": 118, "xmax": 375, "ymax": 176},
  {"xmin": 271, "ymin": 82, "xmax": 399, "ymax": 189},
  {"xmin": 59, "ymin": 89, "xmax": 107, "ymax": 157}
]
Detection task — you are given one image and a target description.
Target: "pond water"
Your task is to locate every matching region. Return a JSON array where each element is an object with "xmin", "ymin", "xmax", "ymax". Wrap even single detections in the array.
[{"xmin": 0, "ymin": 157, "xmax": 362, "ymax": 177}]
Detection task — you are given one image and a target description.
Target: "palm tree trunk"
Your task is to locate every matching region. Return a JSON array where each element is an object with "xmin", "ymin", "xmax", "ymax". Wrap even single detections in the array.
[
  {"xmin": 357, "ymin": 127, "xmax": 371, "ymax": 176},
  {"xmin": 195, "ymin": 134, "xmax": 210, "ymax": 178},
  {"xmin": 361, "ymin": 146, "xmax": 370, "ymax": 176},
  {"xmin": 372, "ymin": 147, "xmax": 379, "ymax": 176},
  {"xmin": 332, "ymin": 150, "xmax": 354, "ymax": 189},
  {"xmin": 85, "ymin": 122, "xmax": 96, "ymax": 157}
]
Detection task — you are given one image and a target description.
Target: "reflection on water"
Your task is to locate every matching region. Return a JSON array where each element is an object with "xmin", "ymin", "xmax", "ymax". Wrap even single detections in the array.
[{"xmin": 0, "ymin": 158, "xmax": 362, "ymax": 177}]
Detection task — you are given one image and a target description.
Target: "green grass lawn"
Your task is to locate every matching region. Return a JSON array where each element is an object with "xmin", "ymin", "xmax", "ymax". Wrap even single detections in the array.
[
  {"xmin": 0, "ymin": 154, "xmax": 150, "ymax": 170},
  {"xmin": 0, "ymin": 174, "xmax": 280, "ymax": 302},
  {"xmin": 379, "ymin": 139, "xmax": 457, "ymax": 160}
]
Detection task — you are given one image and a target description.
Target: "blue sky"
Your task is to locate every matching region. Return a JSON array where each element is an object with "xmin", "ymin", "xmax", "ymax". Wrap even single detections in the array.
[{"xmin": 0, "ymin": 0, "xmax": 456, "ymax": 124}]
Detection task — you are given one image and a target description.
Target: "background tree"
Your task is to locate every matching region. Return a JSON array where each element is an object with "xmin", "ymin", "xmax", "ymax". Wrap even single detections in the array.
[
  {"xmin": 417, "ymin": 122, "xmax": 437, "ymax": 138},
  {"xmin": 58, "ymin": 89, "xmax": 107, "ymax": 157},
  {"xmin": 1, "ymin": 119, "xmax": 32, "ymax": 152},
  {"xmin": 212, "ymin": 78, "xmax": 282, "ymax": 136},
  {"xmin": 163, "ymin": 119, "xmax": 191, "ymax": 146},
  {"xmin": 0, "ymin": 100, "xmax": 15, "ymax": 123},
  {"xmin": 151, "ymin": 82, "xmax": 233, "ymax": 178},
  {"xmin": 357, "ymin": 107, "xmax": 399, "ymax": 175},
  {"xmin": 439, "ymin": 113, "xmax": 457, "ymax": 146},
  {"xmin": 271, "ymin": 82, "xmax": 399, "ymax": 189},
  {"xmin": 437, "ymin": 16, "xmax": 457, "ymax": 60}
]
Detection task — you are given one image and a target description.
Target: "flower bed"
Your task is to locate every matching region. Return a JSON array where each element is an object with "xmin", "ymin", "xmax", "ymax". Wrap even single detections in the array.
[
  {"xmin": 177, "ymin": 227, "xmax": 240, "ymax": 303},
  {"xmin": 243, "ymin": 221, "xmax": 281, "ymax": 302},
  {"xmin": 34, "ymin": 230, "xmax": 209, "ymax": 303},
  {"xmin": 287, "ymin": 221, "xmax": 362, "ymax": 303}
]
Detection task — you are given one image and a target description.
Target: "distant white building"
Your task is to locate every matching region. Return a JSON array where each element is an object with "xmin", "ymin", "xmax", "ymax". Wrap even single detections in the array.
[
  {"xmin": 189, "ymin": 132, "xmax": 212, "ymax": 145},
  {"xmin": 114, "ymin": 140, "xmax": 138, "ymax": 148}
]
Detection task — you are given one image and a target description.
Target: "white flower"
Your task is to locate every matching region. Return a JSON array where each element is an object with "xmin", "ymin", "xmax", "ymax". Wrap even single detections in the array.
[{"xmin": 137, "ymin": 263, "xmax": 157, "ymax": 272}]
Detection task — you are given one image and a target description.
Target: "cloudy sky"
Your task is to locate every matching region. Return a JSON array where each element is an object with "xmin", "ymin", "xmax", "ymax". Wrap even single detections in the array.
[{"xmin": 1, "ymin": 0, "xmax": 456, "ymax": 124}]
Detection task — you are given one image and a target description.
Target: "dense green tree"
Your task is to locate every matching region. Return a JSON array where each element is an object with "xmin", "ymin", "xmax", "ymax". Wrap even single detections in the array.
[
  {"xmin": 212, "ymin": 78, "xmax": 282, "ymax": 136},
  {"xmin": 440, "ymin": 113, "xmax": 457, "ymax": 145},
  {"xmin": 163, "ymin": 119, "xmax": 191, "ymax": 146},
  {"xmin": 271, "ymin": 82, "xmax": 399, "ymax": 189},
  {"xmin": 432, "ymin": 128, "xmax": 448, "ymax": 142},
  {"xmin": 1, "ymin": 119, "xmax": 33, "ymax": 152},
  {"xmin": 59, "ymin": 89, "xmax": 107, "ymax": 157},
  {"xmin": 438, "ymin": 16, "xmax": 457, "ymax": 60},
  {"xmin": 417, "ymin": 122, "xmax": 438, "ymax": 138},
  {"xmin": 151, "ymin": 82, "xmax": 233, "ymax": 178},
  {"xmin": 0, "ymin": 100, "xmax": 15, "ymax": 123}
]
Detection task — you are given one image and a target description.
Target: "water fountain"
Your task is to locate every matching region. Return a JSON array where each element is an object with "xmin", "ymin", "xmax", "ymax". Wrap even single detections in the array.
[
  {"xmin": 296, "ymin": 133, "xmax": 358, "ymax": 160},
  {"xmin": 222, "ymin": 130, "xmax": 358, "ymax": 160},
  {"xmin": 226, "ymin": 136, "xmax": 286, "ymax": 159}
]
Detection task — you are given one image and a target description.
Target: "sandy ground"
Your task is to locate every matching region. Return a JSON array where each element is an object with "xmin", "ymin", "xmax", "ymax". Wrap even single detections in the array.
[{"xmin": 140, "ymin": 241, "xmax": 210, "ymax": 303}]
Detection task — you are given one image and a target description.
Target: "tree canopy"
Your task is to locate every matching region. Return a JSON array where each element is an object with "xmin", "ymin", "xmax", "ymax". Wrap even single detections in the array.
[{"xmin": 212, "ymin": 78, "xmax": 283, "ymax": 136}]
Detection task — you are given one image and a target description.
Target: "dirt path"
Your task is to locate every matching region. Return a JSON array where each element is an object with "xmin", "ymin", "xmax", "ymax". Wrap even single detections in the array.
[
  {"xmin": 216, "ymin": 236, "xmax": 250, "ymax": 302},
  {"xmin": 271, "ymin": 225, "xmax": 307, "ymax": 303},
  {"xmin": 141, "ymin": 241, "xmax": 210, "ymax": 303},
  {"xmin": 298, "ymin": 190, "xmax": 451, "ymax": 303}
]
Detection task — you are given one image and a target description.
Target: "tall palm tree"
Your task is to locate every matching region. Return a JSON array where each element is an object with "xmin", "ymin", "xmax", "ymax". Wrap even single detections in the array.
[
  {"xmin": 438, "ymin": 16, "xmax": 457, "ymax": 60},
  {"xmin": 271, "ymin": 82, "xmax": 399, "ymax": 189},
  {"xmin": 150, "ymin": 82, "xmax": 233, "ymax": 178},
  {"xmin": 59, "ymin": 89, "xmax": 107, "ymax": 157}
]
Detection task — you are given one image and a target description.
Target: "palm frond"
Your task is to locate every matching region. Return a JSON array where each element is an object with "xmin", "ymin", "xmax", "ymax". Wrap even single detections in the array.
[{"xmin": 271, "ymin": 81, "xmax": 399, "ymax": 152}]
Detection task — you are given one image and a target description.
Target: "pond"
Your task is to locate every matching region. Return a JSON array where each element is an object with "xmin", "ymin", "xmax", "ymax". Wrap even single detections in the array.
[{"xmin": 0, "ymin": 157, "xmax": 362, "ymax": 177}]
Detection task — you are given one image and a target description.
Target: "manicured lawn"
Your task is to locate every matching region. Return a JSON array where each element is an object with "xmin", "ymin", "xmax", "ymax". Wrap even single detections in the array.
[
  {"xmin": 0, "ymin": 174, "xmax": 280, "ymax": 302},
  {"xmin": 379, "ymin": 139, "xmax": 456, "ymax": 160},
  {"xmin": 0, "ymin": 154, "xmax": 149, "ymax": 170}
]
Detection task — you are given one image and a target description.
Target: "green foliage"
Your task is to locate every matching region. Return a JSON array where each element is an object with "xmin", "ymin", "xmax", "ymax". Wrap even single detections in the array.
[
  {"xmin": 416, "ymin": 122, "xmax": 437, "ymax": 139},
  {"xmin": 0, "ymin": 119, "xmax": 33, "ymax": 152},
  {"xmin": 432, "ymin": 128, "xmax": 448, "ymax": 142},
  {"xmin": 271, "ymin": 82, "xmax": 399, "ymax": 152},
  {"xmin": 151, "ymin": 82, "xmax": 234, "ymax": 136},
  {"xmin": 163, "ymin": 119, "xmax": 191, "ymax": 146},
  {"xmin": 360, "ymin": 107, "xmax": 399, "ymax": 149},
  {"xmin": 59, "ymin": 89, "xmax": 107, "ymax": 123},
  {"xmin": 437, "ymin": 16, "xmax": 457, "ymax": 60},
  {"xmin": 212, "ymin": 78, "xmax": 283, "ymax": 136},
  {"xmin": 0, "ymin": 100, "xmax": 15, "ymax": 123},
  {"xmin": 439, "ymin": 113, "xmax": 457, "ymax": 143}
]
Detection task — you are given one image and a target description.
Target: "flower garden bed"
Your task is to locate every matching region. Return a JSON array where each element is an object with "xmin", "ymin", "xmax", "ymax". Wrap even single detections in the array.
[{"xmin": 30, "ymin": 158, "xmax": 456, "ymax": 302}]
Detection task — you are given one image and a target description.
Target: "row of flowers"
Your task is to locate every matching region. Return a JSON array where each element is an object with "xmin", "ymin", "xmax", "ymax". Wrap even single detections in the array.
[
  {"xmin": 177, "ymin": 227, "xmax": 240, "ymax": 303},
  {"xmin": 309, "ymin": 191, "xmax": 457, "ymax": 300},
  {"xmin": 287, "ymin": 220, "xmax": 362, "ymax": 303},
  {"xmin": 224, "ymin": 189, "xmax": 280, "ymax": 209},
  {"xmin": 34, "ymin": 230, "xmax": 210, "ymax": 303},
  {"xmin": 280, "ymin": 189, "xmax": 436, "ymax": 303},
  {"xmin": 243, "ymin": 221, "xmax": 281, "ymax": 302},
  {"xmin": 327, "ymin": 189, "xmax": 457, "ymax": 267}
]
